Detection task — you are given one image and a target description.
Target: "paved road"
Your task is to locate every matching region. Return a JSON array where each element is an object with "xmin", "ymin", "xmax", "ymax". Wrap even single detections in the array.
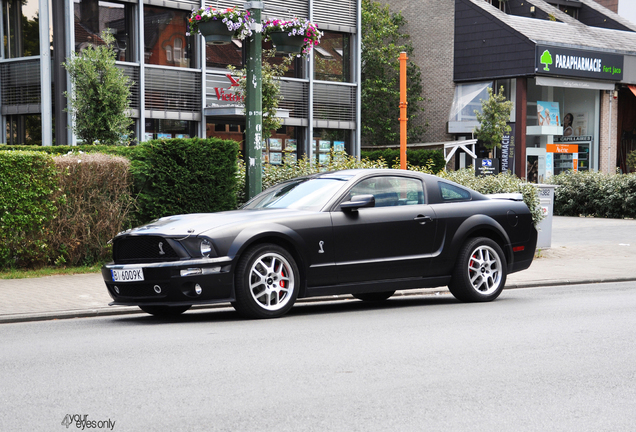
[{"xmin": 2, "ymin": 282, "xmax": 636, "ymax": 431}]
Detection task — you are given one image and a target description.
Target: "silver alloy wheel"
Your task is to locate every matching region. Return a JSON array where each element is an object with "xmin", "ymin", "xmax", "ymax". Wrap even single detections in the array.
[
  {"xmin": 467, "ymin": 245, "xmax": 503, "ymax": 295},
  {"xmin": 248, "ymin": 252, "xmax": 295, "ymax": 311}
]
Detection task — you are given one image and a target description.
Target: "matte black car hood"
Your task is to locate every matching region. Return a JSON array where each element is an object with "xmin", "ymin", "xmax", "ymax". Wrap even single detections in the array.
[{"xmin": 118, "ymin": 208, "xmax": 313, "ymax": 238}]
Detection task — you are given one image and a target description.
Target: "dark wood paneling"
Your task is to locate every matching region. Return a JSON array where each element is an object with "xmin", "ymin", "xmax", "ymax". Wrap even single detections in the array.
[{"xmin": 454, "ymin": 0, "xmax": 536, "ymax": 82}]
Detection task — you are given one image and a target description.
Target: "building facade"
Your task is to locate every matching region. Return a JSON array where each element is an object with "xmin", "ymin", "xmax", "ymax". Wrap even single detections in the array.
[
  {"xmin": 1, "ymin": 0, "xmax": 362, "ymax": 161},
  {"xmin": 385, "ymin": 0, "xmax": 636, "ymax": 180}
]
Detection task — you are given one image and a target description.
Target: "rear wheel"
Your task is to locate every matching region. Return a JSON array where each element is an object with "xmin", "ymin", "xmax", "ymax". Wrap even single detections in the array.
[
  {"xmin": 233, "ymin": 244, "xmax": 299, "ymax": 319},
  {"xmin": 139, "ymin": 305, "xmax": 191, "ymax": 316},
  {"xmin": 353, "ymin": 291, "xmax": 395, "ymax": 301},
  {"xmin": 448, "ymin": 237, "xmax": 507, "ymax": 302}
]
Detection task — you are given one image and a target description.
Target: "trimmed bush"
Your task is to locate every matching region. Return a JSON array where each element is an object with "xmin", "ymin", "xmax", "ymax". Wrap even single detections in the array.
[
  {"xmin": 548, "ymin": 171, "xmax": 636, "ymax": 218},
  {"xmin": 0, "ymin": 151, "xmax": 59, "ymax": 268},
  {"xmin": 130, "ymin": 138, "xmax": 239, "ymax": 223},
  {"xmin": 47, "ymin": 153, "xmax": 134, "ymax": 266},
  {"xmin": 361, "ymin": 148, "xmax": 445, "ymax": 173}
]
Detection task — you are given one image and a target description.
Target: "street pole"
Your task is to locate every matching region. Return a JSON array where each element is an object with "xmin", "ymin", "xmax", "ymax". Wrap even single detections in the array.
[
  {"xmin": 244, "ymin": 1, "xmax": 264, "ymax": 200},
  {"xmin": 399, "ymin": 52, "xmax": 408, "ymax": 170}
]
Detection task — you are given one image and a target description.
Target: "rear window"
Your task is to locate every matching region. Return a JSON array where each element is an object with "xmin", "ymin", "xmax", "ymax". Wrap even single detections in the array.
[{"xmin": 439, "ymin": 182, "xmax": 471, "ymax": 202}]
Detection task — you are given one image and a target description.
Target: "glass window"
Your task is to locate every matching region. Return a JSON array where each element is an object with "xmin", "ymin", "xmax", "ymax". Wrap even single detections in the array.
[
  {"xmin": 144, "ymin": 119, "xmax": 196, "ymax": 140},
  {"xmin": 74, "ymin": 0, "xmax": 134, "ymax": 62},
  {"xmin": 313, "ymin": 128, "xmax": 350, "ymax": 165},
  {"xmin": 243, "ymin": 177, "xmax": 350, "ymax": 211},
  {"xmin": 349, "ymin": 177, "xmax": 425, "ymax": 207},
  {"xmin": 206, "ymin": 41, "xmax": 243, "ymax": 70},
  {"xmin": 3, "ymin": 0, "xmax": 40, "ymax": 59},
  {"xmin": 314, "ymin": 32, "xmax": 350, "ymax": 82},
  {"xmin": 439, "ymin": 182, "xmax": 472, "ymax": 202},
  {"xmin": 144, "ymin": 6, "xmax": 193, "ymax": 68}
]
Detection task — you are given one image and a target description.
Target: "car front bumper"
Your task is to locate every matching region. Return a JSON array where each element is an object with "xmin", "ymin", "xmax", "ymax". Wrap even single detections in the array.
[{"xmin": 102, "ymin": 257, "xmax": 235, "ymax": 306}]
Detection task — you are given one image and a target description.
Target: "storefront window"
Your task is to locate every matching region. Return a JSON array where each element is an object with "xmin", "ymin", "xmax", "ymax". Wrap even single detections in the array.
[
  {"xmin": 5, "ymin": 114, "xmax": 42, "ymax": 145},
  {"xmin": 526, "ymin": 77, "xmax": 600, "ymax": 178},
  {"xmin": 2, "ymin": 0, "xmax": 39, "ymax": 59},
  {"xmin": 266, "ymin": 126, "xmax": 302, "ymax": 164},
  {"xmin": 314, "ymin": 32, "xmax": 350, "ymax": 82},
  {"xmin": 313, "ymin": 128, "xmax": 350, "ymax": 165},
  {"xmin": 206, "ymin": 119, "xmax": 245, "ymax": 150},
  {"xmin": 145, "ymin": 119, "xmax": 196, "ymax": 140},
  {"xmin": 74, "ymin": 0, "xmax": 134, "ymax": 62},
  {"xmin": 144, "ymin": 6, "xmax": 193, "ymax": 68}
]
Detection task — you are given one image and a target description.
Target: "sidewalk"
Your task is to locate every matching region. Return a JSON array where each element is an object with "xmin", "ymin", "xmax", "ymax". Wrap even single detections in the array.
[{"xmin": 2, "ymin": 216, "xmax": 636, "ymax": 323}]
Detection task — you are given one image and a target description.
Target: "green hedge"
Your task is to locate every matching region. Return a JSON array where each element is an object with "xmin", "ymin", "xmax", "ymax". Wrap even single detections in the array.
[
  {"xmin": 0, "ymin": 144, "xmax": 136, "ymax": 157},
  {"xmin": 0, "ymin": 151, "xmax": 59, "ymax": 268},
  {"xmin": 360, "ymin": 148, "xmax": 445, "ymax": 173},
  {"xmin": 130, "ymin": 138, "xmax": 239, "ymax": 223},
  {"xmin": 548, "ymin": 171, "xmax": 636, "ymax": 218}
]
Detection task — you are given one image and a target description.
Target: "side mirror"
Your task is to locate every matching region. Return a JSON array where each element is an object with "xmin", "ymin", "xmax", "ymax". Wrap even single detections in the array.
[{"xmin": 340, "ymin": 194, "xmax": 375, "ymax": 211}]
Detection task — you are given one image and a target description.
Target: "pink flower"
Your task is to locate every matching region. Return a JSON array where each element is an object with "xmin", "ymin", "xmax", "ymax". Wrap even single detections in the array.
[{"xmin": 195, "ymin": 15, "xmax": 202, "ymax": 20}]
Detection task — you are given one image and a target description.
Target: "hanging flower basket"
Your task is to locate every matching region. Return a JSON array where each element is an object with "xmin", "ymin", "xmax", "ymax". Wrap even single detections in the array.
[
  {"xmin": 198, "ymin": 19, "xmax": 235, "ymax": 45},
  {"xmin": 268, "ymin": 31, "xmax": 306, "ymax": 54},
  {"xmin": 263, "ymin": 18, "xmax": 322, "ymax": 56},
  {"xmin": 188, "ymin": 6, "xmax": 254, "ymax": 44}
]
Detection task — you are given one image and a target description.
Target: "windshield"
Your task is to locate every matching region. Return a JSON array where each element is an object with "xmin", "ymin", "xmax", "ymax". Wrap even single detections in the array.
[{"xmin": 243, "ymin": 177, "xmax": 350, "ymax": 211}]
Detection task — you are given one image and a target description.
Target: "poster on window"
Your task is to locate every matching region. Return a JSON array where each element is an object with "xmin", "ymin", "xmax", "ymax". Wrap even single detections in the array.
[
  {"xmin": 319, "ymin": 140, "xmax": 331, "ymax": 152},
  {"xmin": 319, "ymin": 153, "xmax": 330, "ymax": 165},
  {"xmin": 269, "ymin": 138, "xmax": 282, "ymax": 151},
  {"xmin": 270, "ymin": 152, "xmax": 282, "ymax": 165},
  {"xmin": 572, "ymin": 113, "xmax": 588, "ymax": 136},
  {"xmin": 537, "ymin": 101, "xmax": 560, "ymax": 126},
  {"xmin": 285, "ymin": 139, "xmax": 297, "ymax": 151},
  {"xmin": 334, "ymin": 141, "xmax": 345, "ymax": 152}
]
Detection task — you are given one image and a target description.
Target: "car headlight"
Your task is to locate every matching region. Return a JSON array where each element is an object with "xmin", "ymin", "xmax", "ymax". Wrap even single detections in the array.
[{"xmin": 200, "ymin": 239, "xmax": 213, "ymax": 257}]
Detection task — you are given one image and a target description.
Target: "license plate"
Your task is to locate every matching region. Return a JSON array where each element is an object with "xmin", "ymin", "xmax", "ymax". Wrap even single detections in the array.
[{"xmin": 111, "ymin": 268, "xmax": 144, "ymax": 282}]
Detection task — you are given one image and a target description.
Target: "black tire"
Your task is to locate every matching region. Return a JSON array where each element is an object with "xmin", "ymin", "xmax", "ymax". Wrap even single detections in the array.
[
  {"xmin": 353, "ymin": 291, "xmax": 395, "ymax": 301},
  {"xmin": 448, "ymin": 237, "xmax": 507, "ymax": 302},
  {"xmin": 139, "ymin": 305, "xmax": 191, "ymax": 316},
  {"xmin": 233, "ymin": 244, "xmax": 300, "ymax": 319}
]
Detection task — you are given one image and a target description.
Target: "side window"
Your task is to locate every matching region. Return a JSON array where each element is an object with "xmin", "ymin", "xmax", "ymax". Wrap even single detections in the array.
[
  {"xmin": 349, "ymin": 177, "xmax": 425, "ymax": 207},
  {"xmin": 439, "ymin": 182, "xmax": 472, "ymax": 201}
]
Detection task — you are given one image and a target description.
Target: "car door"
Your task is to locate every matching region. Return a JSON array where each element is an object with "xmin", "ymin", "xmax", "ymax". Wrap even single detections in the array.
[{"xmin": 330, "ymin": 175, "xmax": 438, "ymax": 284}]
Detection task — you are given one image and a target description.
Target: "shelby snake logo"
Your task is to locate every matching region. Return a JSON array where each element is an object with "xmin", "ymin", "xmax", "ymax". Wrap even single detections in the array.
[{"xmin": 61, "ymin": 414, "xmax": 116, "ymax": 430}]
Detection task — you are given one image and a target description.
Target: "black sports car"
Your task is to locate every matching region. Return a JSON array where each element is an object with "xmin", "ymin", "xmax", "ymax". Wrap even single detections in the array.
[{"xmin": 102, "ymin": 169, "xmax": 537, "ymax": 318}]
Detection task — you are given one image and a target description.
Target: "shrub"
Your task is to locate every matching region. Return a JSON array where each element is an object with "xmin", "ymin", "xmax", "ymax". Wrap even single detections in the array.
[
  {"xmin": 47, "ymin": 153, "xmax": 134, "ymax": 266},
  {"xmin": 130, "ymin": 138, "xmax": 239, "ymax": 223},
  {"xmin": 548, "ymin": 171, "xmax": 636, "ymax": 218},
  {"xmin": 361, "ymin": 148, "xmax": 445, "ymax": 173},
  {"xmin": 0, "ymin": 151, "xmax": 59, "ymax": 268},
  {"xmin": 437, "ymin": 169, "xmax": 543, "ymax": 226}
]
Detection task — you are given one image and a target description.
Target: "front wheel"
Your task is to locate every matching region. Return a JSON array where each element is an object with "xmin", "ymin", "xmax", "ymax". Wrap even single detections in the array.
[
  {"xmin": 139, "ymin": 305, "xmax": 191, "ymax": 316},
  {"xmin": 448, "ymin": 237, "xmax": 507, "ymax": 302},
  {"xmin": 233, "ymin": 244, "xmax": 300, "ymax": 319}
]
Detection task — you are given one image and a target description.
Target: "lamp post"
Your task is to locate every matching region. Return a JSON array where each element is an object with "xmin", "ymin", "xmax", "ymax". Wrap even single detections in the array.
[{"xmin": 244, "ymin": 1, "xmax": 264, "ymax": 200}]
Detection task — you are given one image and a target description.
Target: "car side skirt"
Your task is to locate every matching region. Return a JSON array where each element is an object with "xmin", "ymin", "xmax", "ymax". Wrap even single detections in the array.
[{"xmin": 302, "ymin": 275, "xmax": 452, "ymax": 298}]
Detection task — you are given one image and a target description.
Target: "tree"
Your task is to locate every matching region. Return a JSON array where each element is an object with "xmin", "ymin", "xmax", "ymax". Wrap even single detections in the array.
[
  {"xmin": 540, "ymin": 50, "xmax": 552, "ymax": 71},
  {"xmin": 361, "ymin": 0, "xmax": 426, "ymax": 146},
  {"xmin": 473, "ymin": 86, "xmax": 513, "ymax": 156},
  {"xmin": 227, "ymin": 49, "xmax": 293, "ymax": 140},
  {"xmin": 63, "ymin": 31, "xmax": 133, "ymax": 145}
]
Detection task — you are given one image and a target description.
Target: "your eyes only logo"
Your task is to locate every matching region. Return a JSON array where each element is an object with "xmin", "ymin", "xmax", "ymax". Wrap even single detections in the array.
[{"xmin": 61, "ymin": 414, "xmax": 116, "ymax": 430}]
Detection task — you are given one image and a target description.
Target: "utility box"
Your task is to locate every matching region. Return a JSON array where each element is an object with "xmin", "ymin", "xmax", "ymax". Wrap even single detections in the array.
[{"xmin": 535, "ymin": 184, "xmax": 556, "ymax": 249}]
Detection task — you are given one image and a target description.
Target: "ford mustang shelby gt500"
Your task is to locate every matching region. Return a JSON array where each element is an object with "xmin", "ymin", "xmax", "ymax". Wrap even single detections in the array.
[{"xmin": 102, "ymin": 169, "xmax": 537, "ymax": 318}]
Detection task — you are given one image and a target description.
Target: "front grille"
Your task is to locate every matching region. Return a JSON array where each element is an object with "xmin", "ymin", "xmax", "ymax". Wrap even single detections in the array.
[
  {"xmin": 108, "ymin": 283, "xmax": 167, "ymax": 299},
  {"xmin": 113, "ymin": 236, "xmax": 179, "ymax": 263}
]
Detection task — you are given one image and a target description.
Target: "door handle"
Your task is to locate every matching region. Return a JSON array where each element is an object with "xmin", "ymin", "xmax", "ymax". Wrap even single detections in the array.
[{"xmin": 414, "ymin": 215, "xmax": 433, "ymax": 224}]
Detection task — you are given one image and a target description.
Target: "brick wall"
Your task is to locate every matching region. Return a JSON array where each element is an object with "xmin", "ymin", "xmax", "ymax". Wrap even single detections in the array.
[
  {"xmin": 383, "ymin": 0, "xmax": 455, "ymax": 143},
  {"xmin": 592, "ymin": 0, "xmax": 618, "ymax": 13}
]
